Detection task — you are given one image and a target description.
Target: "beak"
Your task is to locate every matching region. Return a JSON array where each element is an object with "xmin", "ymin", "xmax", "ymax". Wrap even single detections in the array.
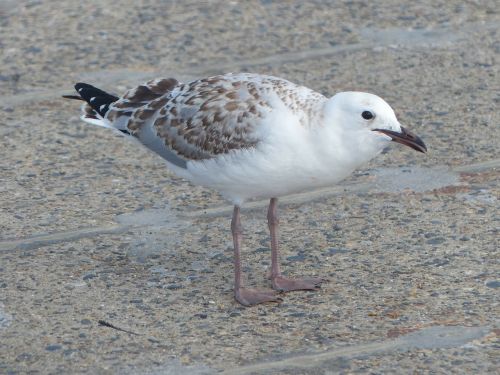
[{"xmin": 372, "ymin": 126, "xmax": 427, "ymax": 153}]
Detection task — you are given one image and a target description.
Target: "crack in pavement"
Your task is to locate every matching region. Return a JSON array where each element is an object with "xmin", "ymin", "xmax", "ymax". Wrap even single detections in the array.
[
  {"xmin": 0, "ymin": 21, "xmax": 497, "ymax": 108},
  {"xmin": 221, "ymin": 325, "xmax": 491, "ymax": 374},
  {"xmin": 0, "ymin": 159, "xmax": 498, "ymax": 253}
]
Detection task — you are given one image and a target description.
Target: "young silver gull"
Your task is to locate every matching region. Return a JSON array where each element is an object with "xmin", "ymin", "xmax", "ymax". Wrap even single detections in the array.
[{"xmin": 65, "ymin": 73, "xmax": 427, "ymax": 306}]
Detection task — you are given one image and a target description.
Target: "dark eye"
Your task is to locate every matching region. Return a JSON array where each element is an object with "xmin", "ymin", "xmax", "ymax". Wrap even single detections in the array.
[{"xmin": 362, "ymin": 111, "xmax": 374, "ymax": 120}]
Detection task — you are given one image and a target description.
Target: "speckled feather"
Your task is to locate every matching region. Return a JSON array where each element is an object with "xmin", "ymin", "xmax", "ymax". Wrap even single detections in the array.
[{"xmin": 104, "ymin": 73, "xmax": 327, "ymax": 163}]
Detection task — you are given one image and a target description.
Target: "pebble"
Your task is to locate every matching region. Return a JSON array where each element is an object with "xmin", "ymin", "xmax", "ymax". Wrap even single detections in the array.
[{"xmin": 45, "ymin": 344, "xmax": 62, "ymax": 352}]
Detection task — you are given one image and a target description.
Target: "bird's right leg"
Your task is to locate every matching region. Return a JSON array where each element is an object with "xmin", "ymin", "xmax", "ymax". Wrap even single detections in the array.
[
  {"xmin": 232, "ymin": 205, "xmax": 281, "ymax": 306},
  {"xmin": 267, "ymin": 198, "xmax": 323, "ymax": 292}
]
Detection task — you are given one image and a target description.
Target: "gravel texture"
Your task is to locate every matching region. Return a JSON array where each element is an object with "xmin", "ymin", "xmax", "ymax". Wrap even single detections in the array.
[{"xmin": 0, "ymin": 1, "xmax": 498, "ymax": 374}]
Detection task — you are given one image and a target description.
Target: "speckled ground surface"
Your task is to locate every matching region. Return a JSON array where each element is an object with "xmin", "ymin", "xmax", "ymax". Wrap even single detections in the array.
[{"xmin": 0, "ymin": 1, "xmax": 499, "ymax": 374}]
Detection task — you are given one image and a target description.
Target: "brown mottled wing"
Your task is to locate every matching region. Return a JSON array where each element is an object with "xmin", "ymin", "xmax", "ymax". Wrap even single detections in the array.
[
  {"xmin": 106, "ymin": 78, "xmax": 179, "ymax": 130},
  {"xmin": 153, "ymin": 75, "xmax": 278, "ymax": 160},
  {"xmin": 105, "ymin": 73, "xmax": 325, "ymax": 168}
]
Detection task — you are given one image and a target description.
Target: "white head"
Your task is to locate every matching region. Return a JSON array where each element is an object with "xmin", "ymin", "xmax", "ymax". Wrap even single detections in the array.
[{"xmin": 324, "ymin": 92, "xmax": 427, "ymax": 153}]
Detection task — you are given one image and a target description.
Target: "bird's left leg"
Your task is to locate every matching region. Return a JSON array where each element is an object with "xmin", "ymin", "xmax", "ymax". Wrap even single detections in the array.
[
  {"xmin": 232, "ymin": 205, "xmax": 281, "ymax": 306},
  {"xmin": 268, "ymin": 197, "xmax": 323, "ymax": 292}
]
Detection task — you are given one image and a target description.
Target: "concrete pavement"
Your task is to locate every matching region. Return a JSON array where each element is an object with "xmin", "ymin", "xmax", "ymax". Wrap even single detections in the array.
[{"xmin": 1, "ymin": 1, "xmax": 498, "ymax": 373}]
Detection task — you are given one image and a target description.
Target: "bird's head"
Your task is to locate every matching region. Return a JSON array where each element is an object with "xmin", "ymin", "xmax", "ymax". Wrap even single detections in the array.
[{"xmin": 325, "ymin": 92, "xmax": 427, "ymax": 153}]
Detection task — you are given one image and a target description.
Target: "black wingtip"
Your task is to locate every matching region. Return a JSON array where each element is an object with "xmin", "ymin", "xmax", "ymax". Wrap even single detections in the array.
[
  {"xmin": 74, "ymin": 82, "xmax": 118, "ymax": 100},
  {"xmin": 72, "ymin": 82, "xmax": 119, "ymax": 117}
]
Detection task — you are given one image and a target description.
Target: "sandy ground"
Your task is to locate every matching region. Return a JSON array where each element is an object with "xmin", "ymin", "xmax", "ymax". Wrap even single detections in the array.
[{"xmin": 0, "ymin": 1, "xmax": 498, "ymax": 374}]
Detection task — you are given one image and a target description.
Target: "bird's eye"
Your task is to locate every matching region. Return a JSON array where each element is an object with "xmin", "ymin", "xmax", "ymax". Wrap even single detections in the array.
[{"xmin": 362, "ymin": 111, "xmax": 374, "ymax": 120}]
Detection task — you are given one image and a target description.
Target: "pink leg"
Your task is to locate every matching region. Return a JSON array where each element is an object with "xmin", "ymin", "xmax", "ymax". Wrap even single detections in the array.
[
  {"xmin": 231, "ymin": 205, "xmax": 281, "ymax": 306},
  {"xmin": 268, "ymin": 198, "xmax": 324, "ymax": 292}
]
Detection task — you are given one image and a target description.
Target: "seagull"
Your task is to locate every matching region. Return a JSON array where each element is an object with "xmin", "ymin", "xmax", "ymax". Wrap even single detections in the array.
[{"xmin": 65, "ymin": 73, "xmax": 427, "ymax": 306}]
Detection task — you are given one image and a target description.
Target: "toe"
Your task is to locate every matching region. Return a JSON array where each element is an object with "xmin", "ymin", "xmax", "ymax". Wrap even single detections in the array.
[
  {"xmin": 235, "ymin": 288, "xmax": 283, "ymax": 306},
  {"xmin": 272, "ymin": 276, "xmax": 325, "ymax": 292}
]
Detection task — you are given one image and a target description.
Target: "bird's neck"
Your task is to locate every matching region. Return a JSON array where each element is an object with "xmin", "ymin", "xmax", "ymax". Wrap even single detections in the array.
[{"xmin": 301, "ymin": 118, "xmax": 383, "ymax": 185}]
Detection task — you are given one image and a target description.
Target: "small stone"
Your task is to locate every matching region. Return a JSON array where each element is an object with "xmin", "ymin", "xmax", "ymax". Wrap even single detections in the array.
[
  {"xmin": 25, "ymin": 46, "xmax": 42, "ymax": 54},
  {"xmin": 485, "ymin": 280, "xmax": 500, "ymax": 288},
  {"xmin": 166, "ymin": 284, "xmax": 183, "ymax": 290},
  {"xmin": 426, "ymin": 237, "xmax": 446, "ymax": 245},
  {"xmin": 329, "ymin": 248, "xmax": 349, "ymax": 255},
  {"xmin": 46, "ymin": 344, "xmax": 62, "ymax": 351},
  {"xmin": 287, "ymin": 253, "xmax": 306, "ymax": 262},
  {"xmin": 253, "ymin": 247, "xmax": 269, "ymax": 253},
  {"xmin": 288, "ymin": 312, "xmax": 307, "ymax": 318}
]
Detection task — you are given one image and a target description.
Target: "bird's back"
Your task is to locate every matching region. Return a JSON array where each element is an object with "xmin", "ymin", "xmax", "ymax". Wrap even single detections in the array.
[{"xmin": 100, "ymin": 73, "xmax": 326, "ymax": 167}]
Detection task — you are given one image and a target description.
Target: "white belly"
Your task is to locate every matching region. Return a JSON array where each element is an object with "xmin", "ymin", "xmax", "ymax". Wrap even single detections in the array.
[{"xmin": 179, "ymin": 120, "xmax": 382, "ymax": 205}]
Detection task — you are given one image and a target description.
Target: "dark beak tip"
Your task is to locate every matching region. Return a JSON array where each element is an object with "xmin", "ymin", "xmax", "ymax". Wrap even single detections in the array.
[
  {"xmin": 373, "ymin": 127, "xmax": 427, "ymax": 154},
  {"xmin": 414, "ymin": 136, "xmax": 428, "ymax": 154},
  {"xmin": 412, "ymin": 137, "xmax": 427, "ymax": 153}
]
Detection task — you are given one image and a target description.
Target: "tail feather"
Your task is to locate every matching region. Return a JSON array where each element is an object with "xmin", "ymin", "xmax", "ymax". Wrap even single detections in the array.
[
  {"xmin": 74, "ymin": 82, "xmax": 119, "ymax": 117},
  {"xmin": 64, "ymin": 82, "xmax": 120, "ymax": 128}
]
